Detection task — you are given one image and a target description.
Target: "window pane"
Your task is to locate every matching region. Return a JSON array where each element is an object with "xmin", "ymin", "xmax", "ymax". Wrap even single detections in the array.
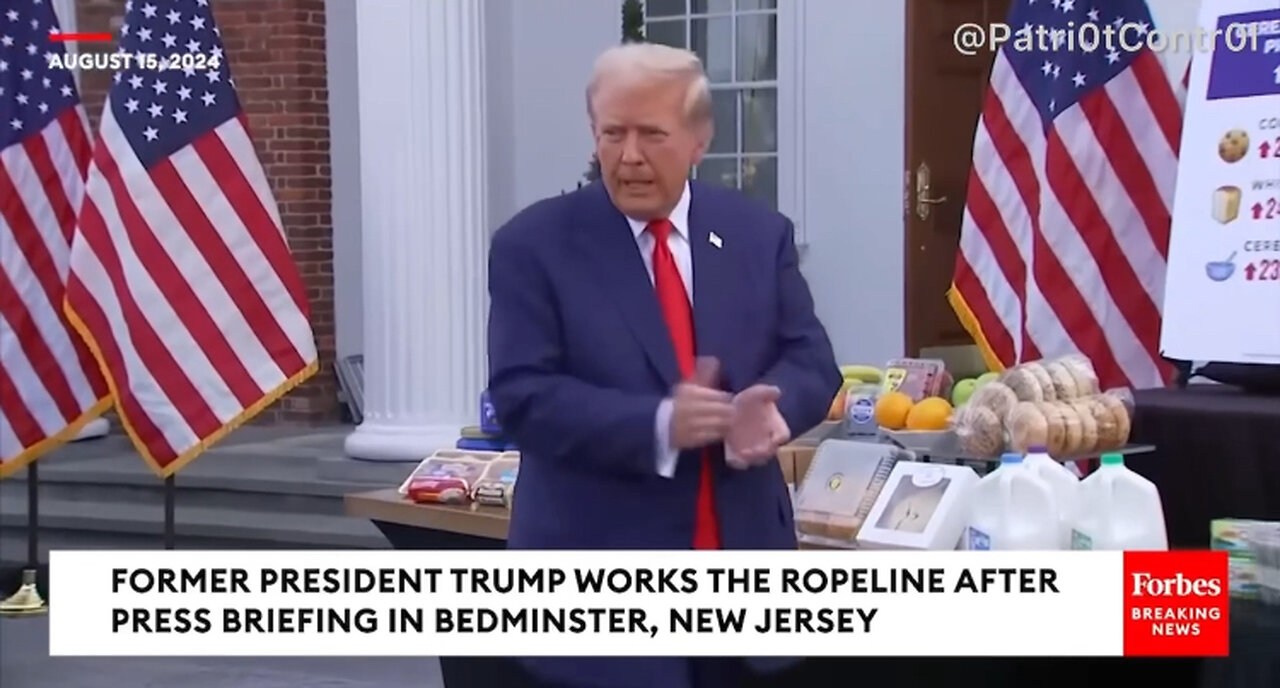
[
  {"xmin": 741, "ymin": 89, "xmax": 775, "ymax": 153},
  {"xmin": 736, "ymin": 0, "xmax": 777, "ymax": 10},
  {"xmin": 735, "ymin": 14, "xmax": 776, "ymax": 81},
  {"xmin": 709, "ymin": 89, "xmax": 737, "ymax": 154},
  {"xmin": 697, "ymin": 157, "xmax": 739, "ymax": 189},
  {"xmin": 646, "ymin": 19, "xmax": 686, "ymax": 49},
  {"xmin": 741, "ymin": 156, "xmax": 777, "ymax": 208},
  {"xmin": 692, "ymin": 0, "xmax": 733, "ymax": 14},
  {"xmin": 690, "ymin": 17, "xmax": 733, "ymax": 83},
  {"xmin": 647, "ymin": 0, "xmax": 687, "ymax": 18}
]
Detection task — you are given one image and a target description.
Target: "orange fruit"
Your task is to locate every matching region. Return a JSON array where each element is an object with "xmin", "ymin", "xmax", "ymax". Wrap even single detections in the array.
[
  {"xmin": 874, "ymin": 391, "xmax": 914, "ymax": 430},
  {"xmin": 905, "ymin": 396, "xmax": 953, "ymax": 431}
]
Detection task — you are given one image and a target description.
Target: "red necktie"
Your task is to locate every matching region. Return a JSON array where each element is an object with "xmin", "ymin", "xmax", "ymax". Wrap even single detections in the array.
[{"xmin": 647, "ymin": 219, "xmax": 720, "ymax": 550}]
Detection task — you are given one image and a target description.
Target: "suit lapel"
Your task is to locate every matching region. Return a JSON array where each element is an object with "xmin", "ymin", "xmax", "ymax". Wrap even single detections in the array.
[
  {"xmin": 574, "ymin": 184, "xmax": 681, "ymax": 388},
  {"xmin": 688, "ymin": 183, "xmax": 736, "ymax": 390}
]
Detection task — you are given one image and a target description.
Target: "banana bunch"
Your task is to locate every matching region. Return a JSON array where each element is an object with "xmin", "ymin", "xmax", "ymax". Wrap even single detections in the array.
[{"xmin": 840, "ymin": 365, "xmax": 882, "ymax": 384}]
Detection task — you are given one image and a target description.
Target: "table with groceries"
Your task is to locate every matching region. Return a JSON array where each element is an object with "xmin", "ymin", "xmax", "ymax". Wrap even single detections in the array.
[{"xmin": 346, "ymin": 353, "xmax": 1279, "ymax": 688}]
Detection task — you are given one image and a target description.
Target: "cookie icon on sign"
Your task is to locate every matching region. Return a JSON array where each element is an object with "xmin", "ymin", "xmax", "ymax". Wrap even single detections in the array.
[{"xmin": 1218, "ymin": 129, "xmax": 1249, "ymax": 163}]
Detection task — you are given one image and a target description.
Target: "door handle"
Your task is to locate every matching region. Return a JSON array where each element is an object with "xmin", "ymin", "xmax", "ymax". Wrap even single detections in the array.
[{"xmin": 915, "ymin": 162, "xmax": 948, "ymax": 220}]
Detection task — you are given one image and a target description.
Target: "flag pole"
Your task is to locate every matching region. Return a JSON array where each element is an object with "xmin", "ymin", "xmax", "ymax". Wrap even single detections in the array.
[
  {"xmin": 163, "ymin": 476, "xmax": 176, "ymax": 550},
  {"xmin": 0, "ymin": 463, "xmax": 48, "ymax": 616}
]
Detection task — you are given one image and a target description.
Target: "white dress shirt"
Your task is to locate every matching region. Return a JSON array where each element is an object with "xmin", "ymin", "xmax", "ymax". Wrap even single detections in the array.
[{"xmin": 623, "ymin": 182, "xmax": 692, "ymax": 479}]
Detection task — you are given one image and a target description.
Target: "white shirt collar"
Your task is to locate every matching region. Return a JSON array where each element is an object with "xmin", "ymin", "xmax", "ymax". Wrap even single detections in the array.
[{"xmin": 625, "ymin": 181, "xmax": 691, "ymax": 241}]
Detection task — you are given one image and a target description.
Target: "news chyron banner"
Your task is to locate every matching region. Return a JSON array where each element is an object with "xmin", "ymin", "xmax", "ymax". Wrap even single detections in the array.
[{"xmin": 49, "ymin": 550, "xmax": 1229, "ymax": 657}]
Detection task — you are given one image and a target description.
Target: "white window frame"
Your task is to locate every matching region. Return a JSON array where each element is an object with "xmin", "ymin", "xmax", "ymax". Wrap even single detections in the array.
[{"xmin": 643, "ymin": 0, "xmax": 804, "ymax": 245}]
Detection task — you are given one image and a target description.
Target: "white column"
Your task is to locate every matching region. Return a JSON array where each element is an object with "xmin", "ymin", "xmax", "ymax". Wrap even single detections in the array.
[{"xmin": 344, "ymin": 0, "xmax": 489, "ymax": 462}]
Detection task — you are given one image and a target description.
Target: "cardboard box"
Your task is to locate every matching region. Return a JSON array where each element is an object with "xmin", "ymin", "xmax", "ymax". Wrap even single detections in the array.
[{"xmin": 777, "ymin": 421, "xmax": 841, "ymax": 485}]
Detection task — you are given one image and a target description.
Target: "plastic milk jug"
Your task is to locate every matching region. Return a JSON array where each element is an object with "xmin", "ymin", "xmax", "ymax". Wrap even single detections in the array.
[
  {"xmin": 1069, "ymin": 453, "xmax": 1168, "ymax": 551},
  {"xmin": 965, "ymin": 453, "xmax": 1060, "ymax": 550},
  {"xmin": 1022, "ymin": 445, "xmax": 1080, "ymax": 548}
]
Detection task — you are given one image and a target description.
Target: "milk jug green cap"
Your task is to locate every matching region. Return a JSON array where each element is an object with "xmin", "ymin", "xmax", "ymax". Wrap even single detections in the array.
[{"xmin": 1100, "ymin": 452, "xmax": 1124, "ymax": 466}]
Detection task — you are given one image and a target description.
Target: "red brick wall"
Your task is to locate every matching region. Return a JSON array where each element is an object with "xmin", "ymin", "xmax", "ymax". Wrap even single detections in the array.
[{"xmin": 73, "ymin": 0, "xmax": 337, "ymax": 424}]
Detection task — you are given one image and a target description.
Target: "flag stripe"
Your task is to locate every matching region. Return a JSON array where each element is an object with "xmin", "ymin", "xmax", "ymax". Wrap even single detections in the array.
[
  {"xmin": 77, "ymin": 159, "xmax": 226, "ymax": 437},
  {"xmin": 65, "ymin": 269, "xmax": 189, "ymax": 461},
  {"xmin": 195, "ymin": 129, "xmax": 309, "ymax": 318},
  {"xmin": 1128, "ymin": 50, "xmax": 1183, "ymax": 154},
  {"xmin": 165, "ymin": 142, "xmax": 309, "ymax": 376},
  {"xmin": 0, "ymin": 360, "xmax": 44, "ymax": 450}
]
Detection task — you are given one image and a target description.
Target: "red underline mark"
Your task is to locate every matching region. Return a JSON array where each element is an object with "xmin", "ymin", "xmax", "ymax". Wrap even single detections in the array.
[{"xmin": 49, "ymin": 33, "xmax": 114, "ymax": 42}]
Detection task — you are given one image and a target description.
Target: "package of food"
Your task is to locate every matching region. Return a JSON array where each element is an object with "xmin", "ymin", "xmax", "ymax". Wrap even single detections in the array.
[
  {"xmin": 1048, "ymin": 401, "xmax": 1084, "ymax": 455},
  {"xmin": 1065, "ymin": 399, "xmax": 1100, "ymax": 454},
  {"xmin": 472, "ymin": 457, "xmax": 519, "ymax": 507},
  {"xmin": 793, "ymin": 440, "xmax": 905, "ymax": 547},
  {"xmin": 968, "ymin": 381, "xmax": 1018, "ymax": 422},
  {"xmin": 1000, "ymin": 366, "xmax": 1046, "ymax": 402},
  {"xmin": 1055, "ymin": 353, "xmax": 1101, "ymax": 395},
  {"xmin": 880, "ymin": 358, "xmax": 948, "ymax": 402},
  {"xmin": 1007, "ymin": 400, "xmax": 1070, "ymax": 454},
  {"xmin": 398, "ymin": 451, "xmax": 492, "ymax": 504},
  {"xmin": 1096, "ymin": 388, "xmax": 1133, "ymax": 448},
  {"xmin": 952, "ymin": 402, "xmax": 1005, "ymax": 458},
  {"xmin": 1021, "ymin": 362, "xmax": 1058, "ymax": 401}
]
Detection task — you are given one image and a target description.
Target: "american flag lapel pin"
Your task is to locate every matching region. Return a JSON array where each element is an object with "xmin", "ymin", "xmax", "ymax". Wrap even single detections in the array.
[{"xmin": 709, "ymin": 231, "xmax": 722, "ymax": 248}]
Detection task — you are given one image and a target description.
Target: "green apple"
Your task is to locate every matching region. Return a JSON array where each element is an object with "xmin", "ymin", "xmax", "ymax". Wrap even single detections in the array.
[
  {"xmin": 976, "ymin": 372, "xmax": 1000, "ymax": 388},
  {"xmin": 951, "ymin": 378, "xmax": 978, "ymax": 406}
]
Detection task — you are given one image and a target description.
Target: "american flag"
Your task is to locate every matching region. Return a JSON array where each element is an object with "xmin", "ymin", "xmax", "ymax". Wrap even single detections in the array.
[
  {"xmin": 948, "ymin": 0, "xmax": 1186, "ymax": 391},
  {"xmin": 0, "ymin": 0, "xmax": 110, "ymax": 477},
  {"xmin": 65, "ymin": 0, "xmax": 317, "ymax": 476}
]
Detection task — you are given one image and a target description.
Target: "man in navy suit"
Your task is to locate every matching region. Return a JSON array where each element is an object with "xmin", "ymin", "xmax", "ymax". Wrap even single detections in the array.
[{"xmin": 486, "ymin": 42, "xmax": 841, "ymax": 688}]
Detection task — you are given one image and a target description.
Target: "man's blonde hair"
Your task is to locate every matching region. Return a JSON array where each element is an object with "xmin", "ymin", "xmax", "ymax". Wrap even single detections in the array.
[{"xmin": 585, "ymin": 42, "xmax": 713, "ymax": 133}]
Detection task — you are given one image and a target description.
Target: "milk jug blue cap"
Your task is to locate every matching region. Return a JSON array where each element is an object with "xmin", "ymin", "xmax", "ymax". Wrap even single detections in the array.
[
  {"xmin": 1101, "ymin": 452, "xmax": 1124, "ymax": 466},
  {"xmin": 1000, "ymin": 452, "xmax": 1023, "ymax": 464}
]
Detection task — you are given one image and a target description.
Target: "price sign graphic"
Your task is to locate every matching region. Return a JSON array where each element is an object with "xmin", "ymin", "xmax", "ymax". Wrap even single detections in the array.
[
  {"xmin": 1251, "ymin": 198, "xmax": 1279, "ymax": 221},
  {"xmin": 1244, "ymin": 260, "xmax": 1280, "ymax": 282}
]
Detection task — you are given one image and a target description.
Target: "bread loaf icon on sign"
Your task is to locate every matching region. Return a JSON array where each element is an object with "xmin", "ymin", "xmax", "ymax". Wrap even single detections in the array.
[
  {"xmin": 1211, "ymin": 186, "xmax": 1241, "ymax": 224},
  {"xmin": 1218, "ymin": 129, "xmax": 1249, "ymax": 163}
]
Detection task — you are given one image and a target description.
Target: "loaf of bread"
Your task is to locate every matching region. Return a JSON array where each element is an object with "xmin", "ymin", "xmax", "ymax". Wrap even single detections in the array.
[{"xmin": 954, "ymin": 403, "xmax": 1005, "ymax": 458}]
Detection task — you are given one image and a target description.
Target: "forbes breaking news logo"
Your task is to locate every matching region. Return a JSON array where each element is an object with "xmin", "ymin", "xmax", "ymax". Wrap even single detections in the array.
[{"xmin": 1123, "ymin": 551, "xmax": 1229, "ymax": 656}]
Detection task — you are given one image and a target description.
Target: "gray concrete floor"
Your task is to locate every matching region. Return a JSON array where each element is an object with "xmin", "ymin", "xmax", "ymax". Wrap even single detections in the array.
[{"xmin": 0, "ymin": 615, "xmax": 442, "ymax": 688}]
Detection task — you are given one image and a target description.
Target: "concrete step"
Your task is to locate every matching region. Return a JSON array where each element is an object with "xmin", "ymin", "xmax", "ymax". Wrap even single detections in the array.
[{"xmin": 0, "ymin": 495, "xmax": 389, "ymax": 552}]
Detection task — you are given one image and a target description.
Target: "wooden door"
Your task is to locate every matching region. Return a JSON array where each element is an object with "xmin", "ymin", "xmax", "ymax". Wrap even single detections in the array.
[{"xmin": 903, "ymin": 0, "xmax": 1013, "ymax": 357}]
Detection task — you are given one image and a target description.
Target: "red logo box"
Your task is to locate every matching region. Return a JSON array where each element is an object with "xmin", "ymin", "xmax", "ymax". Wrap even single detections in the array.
[{"xmin": 1123, "ymin": 551, "xmax": 1229, "ymax": 656}]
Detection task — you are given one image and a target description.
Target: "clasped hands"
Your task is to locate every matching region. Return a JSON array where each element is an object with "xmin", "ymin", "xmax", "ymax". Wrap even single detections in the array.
[{"xmin": 668, "ymin": 357, "xmax": 790, "ymax": 469}]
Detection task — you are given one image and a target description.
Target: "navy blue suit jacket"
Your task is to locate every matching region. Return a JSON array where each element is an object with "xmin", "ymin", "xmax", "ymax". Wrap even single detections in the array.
[{"xmin": 486, "ymin": 181, "xmax": 840, "ymax": 687}]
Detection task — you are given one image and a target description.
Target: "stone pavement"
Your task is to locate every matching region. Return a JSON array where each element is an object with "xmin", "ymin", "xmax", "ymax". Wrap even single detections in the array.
[{"xmin": 0, "ymin": 615, "xmax": 443, "ymax": 688}]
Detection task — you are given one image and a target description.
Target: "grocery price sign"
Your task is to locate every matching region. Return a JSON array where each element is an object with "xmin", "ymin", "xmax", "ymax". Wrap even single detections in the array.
[{"xmin": 1160, "ymin": 0, "xmax": 1280, "ymax": 364}]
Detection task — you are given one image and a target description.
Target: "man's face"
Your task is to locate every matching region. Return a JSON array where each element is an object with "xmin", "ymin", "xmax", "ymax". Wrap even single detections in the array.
[{"xmin": 591, "ymin": 75, "xmax": 707, "ymax": 220}]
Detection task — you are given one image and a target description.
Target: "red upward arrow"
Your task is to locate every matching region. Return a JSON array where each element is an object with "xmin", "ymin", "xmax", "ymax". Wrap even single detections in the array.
[
  {"xmin": 1262, "ymin": 140, "xmax": 1272, "ymax": 159},
  {"xmin": 1244, "ymin": 263, "xmax": 1257, "ymax": 280},
  {"xmin": 1254, "ymin": 203, "xmax": 1264, "ymax": 219}
]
